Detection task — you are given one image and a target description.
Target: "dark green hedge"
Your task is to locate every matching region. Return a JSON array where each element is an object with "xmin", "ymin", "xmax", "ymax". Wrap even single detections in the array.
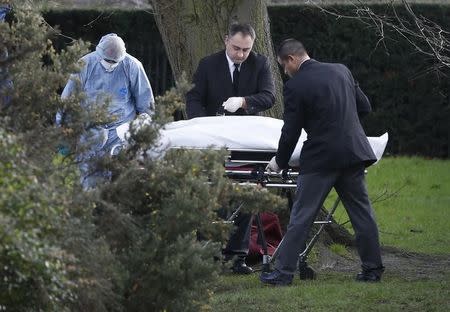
[
  {"xmin": 44, "ymin": 10, "xmax": 174, "ymax": 95},
  {"xmin": 269, "ymin": 5, "xmax": 450, "ymax": 158},
  {"xmin": 44, "ymin": 6, "xmax": 449, "ymax": 157}
]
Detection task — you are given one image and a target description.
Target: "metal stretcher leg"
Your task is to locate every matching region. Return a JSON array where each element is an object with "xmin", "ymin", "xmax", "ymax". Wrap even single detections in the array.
[
  {"xmin": 254, "ymin": 189, "xmax": 293, "ymax": 274},
  {"xmin": 269, "ymin": 196, "xmax": 341, "ymax": 279},
  {"xmin": 254, "ymin": 213, "xmax": 271, "ymax": 273},
  {"xmin": 298, "ymin": 197, "xmax": 341, "ymax": 262}
]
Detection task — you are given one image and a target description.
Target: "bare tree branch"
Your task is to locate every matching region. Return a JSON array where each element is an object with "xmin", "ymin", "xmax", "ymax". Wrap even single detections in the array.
[{"xmin": 308, "ymin": 0, "xmax": 450, "ymax": 70}]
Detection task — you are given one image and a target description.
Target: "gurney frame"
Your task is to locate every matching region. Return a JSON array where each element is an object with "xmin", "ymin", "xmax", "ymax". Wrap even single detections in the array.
[{"xmin": 225, "ymin": 148, "xmax": 342, "ymax": 278}]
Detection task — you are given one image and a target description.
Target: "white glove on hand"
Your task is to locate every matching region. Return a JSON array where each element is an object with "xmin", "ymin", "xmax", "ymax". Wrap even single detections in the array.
[
  {"xmin": 122, "ymin": 113, "xmax": 152, "ymax": 142},
  {"xmin": 266, "ymin": 156, "xmax": 281, "ymax": 173},
  {"xmin": 131, "ymin": 113, "xmax": 152, "ymax": 131},
  {"xmin": 222, "ymin": 97, "xmax": 244, "ymax": 113}
]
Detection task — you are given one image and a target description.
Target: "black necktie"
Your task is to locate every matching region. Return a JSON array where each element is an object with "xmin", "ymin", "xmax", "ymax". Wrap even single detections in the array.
[{"xmin": 232, "ymin": 63, "xmax": 240, "ymax": 96}]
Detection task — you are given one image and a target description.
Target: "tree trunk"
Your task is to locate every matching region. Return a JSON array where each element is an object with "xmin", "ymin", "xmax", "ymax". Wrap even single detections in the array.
[{"xmin": 150, "ymin": 0, "xmax": 283, "ymax": 118}]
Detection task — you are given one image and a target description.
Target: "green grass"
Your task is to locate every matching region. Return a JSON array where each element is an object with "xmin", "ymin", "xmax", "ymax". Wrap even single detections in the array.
[
  {"xmin": 326, "ymin": 156, "xmax": 450, "ymax": 254},
  {"xmin": 329, "ymin": 243, "xmax": 351, "ymax": 257},
  {"xmin": 212, "ymin": 273, "xmax": 450, "ymax": 312},
  {"xmin": 211, "ymin": 157, "xmax": 450, "ymax": 311}
]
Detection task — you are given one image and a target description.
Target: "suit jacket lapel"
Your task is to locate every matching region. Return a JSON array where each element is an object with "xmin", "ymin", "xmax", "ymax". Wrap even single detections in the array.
[
  {"xmin": 237, "ymin": 57, "xmax": 252, "ymax": 95},
  {"xmin": 220, "ymin": 50, "xmax": 233, "ymax": 92},
  {"xmin": 215, "ymin": 50, "xmax": 233, "ymax": 113}
]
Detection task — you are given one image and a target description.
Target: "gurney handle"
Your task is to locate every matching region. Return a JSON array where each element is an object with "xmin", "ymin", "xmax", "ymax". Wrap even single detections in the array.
[
  {"xmin": 224, "ymin": 169, "xmax": 299, "ymax": 179},
  {"xmin": 229, "ymin": 182, "xmax": 297, "ymax": 189}
]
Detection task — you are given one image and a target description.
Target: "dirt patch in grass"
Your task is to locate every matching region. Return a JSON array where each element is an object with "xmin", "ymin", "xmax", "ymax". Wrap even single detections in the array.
[{"xmin": 314, "ymin": 244, "xmax": 450, "ymax": 281}]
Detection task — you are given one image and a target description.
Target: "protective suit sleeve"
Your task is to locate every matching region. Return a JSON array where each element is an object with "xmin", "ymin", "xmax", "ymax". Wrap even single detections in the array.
[{"xmin": 129, "ymin": 59, "xmax": 154, "ymax": 116}]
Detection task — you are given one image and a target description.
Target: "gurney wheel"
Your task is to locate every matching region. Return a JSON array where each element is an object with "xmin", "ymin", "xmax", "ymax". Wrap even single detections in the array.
[{"xmin": 298, "ymin": 264, "xmax": 317, "ymax": 280}]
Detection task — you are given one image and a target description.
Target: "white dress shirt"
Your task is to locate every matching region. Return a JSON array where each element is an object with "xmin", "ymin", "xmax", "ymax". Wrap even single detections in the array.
[{"xmin": 225, "ymin": 52, "xmax": 240, "ymax": 82}]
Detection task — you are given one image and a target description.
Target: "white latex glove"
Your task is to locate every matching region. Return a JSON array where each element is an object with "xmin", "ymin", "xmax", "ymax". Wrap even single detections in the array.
[
  {"xmin": 131, "ymin": 113, "xmax": 152, "ymax": 131},
  {"xmin": 222, "ymin": 97, "xmax": 244, "ymax": 113},
  {"xmin": 121, "ymin": 113, "xmax": 152, "ymax": 143},
  {"xmin": 266, "ymin": 156, "xmax": 281, "ymax": 173}
]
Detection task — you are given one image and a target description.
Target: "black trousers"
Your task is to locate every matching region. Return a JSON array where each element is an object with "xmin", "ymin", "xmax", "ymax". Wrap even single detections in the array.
[
  {"xmin": 220, "ymin": 209, "xmax": 253, "ymax": 259},
  {"xmin": 275, "ymin": 165, "xmax": 383, "ymax": 275}
]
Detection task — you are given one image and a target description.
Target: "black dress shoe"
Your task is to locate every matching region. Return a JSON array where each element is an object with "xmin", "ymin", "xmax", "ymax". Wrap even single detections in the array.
[
  {"xmin": 260, "ymin": 269, "xmax": 293, "ymax": 286},
  {"xmin": 298, "ymin": 262, "xmax": 317, "ymax": 280},
  {"xmin": 232, "ymin": 259, "xmax": 253, "ymax": 274},
  {"xmin": 355, "ymin": 271, "xmax": 382, "ymax": 282}
]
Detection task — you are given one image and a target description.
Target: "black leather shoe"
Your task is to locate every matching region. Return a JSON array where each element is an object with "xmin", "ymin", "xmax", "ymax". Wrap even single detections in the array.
[
  {"xmin": 298, "ymin": 262, "xmax": 317, "ymax": 280},
  {"xmin": 232, "ymin": 259, "xmax": 253, "ymax": 274},
  {"xmin": 260, "ymin": 270, "xmax": 293, "ymax": 286},
  {"xmin": 355, "ymin": 271, "xmax": 382, "ymax": 282}
]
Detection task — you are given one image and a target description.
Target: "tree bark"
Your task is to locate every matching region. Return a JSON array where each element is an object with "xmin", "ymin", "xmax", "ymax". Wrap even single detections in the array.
[{"xmin": 150, "ymin": 0, "xmax": 283, "ymax": 118}]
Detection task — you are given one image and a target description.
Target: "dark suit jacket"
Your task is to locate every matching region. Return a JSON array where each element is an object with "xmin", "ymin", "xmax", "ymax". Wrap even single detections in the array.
[
  {"xmin": 185, "ymin": 50, "xmax": 275, "ymax": 118},
  {"xmin": 276, "ymin": 59, "xmax": 376, "ymax": 173}
]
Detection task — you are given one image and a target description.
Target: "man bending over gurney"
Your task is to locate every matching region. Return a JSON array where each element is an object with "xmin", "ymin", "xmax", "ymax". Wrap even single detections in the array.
[{"xmin": 261, "ymin": 39, "xmax": 384, "ymax": 286}]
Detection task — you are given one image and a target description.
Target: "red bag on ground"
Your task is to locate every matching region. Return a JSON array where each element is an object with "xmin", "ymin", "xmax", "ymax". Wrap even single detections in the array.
[{"xmin": 249, "ymin": 212, "xmax": 283, "ymax": 256}]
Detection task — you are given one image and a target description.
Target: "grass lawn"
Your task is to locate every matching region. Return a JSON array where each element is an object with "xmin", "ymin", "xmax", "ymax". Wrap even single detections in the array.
[
  {"xmin": 328, "ymin": 156, "xmax": 450, "ymax": 254},
  {"xmin": 212, "ymin": 272, "xmax": 449, "ymax": 311},
  {"xmin": 211, "ymin": 157, "xmax": 450, "ymax": 311}
]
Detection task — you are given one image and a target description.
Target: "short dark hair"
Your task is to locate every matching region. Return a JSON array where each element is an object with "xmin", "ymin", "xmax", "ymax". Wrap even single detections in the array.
[
  {"xmin": 228, "ymin": 23, "xmax": 256, "ymax": 40},
  {"xmin": 277, "ymin": 39, "xmax": 307, "ymax": 60}
]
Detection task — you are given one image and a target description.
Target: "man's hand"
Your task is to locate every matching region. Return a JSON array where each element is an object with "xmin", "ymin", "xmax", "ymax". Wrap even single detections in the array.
[
  {"xmin": 266, "ymin": 156, "xmax": 281, "ymax": 173},
  {"xmin": 222, "ymin": 97, "xmax": 244, "ymax": 113},
  {"xmin": 132, "ymin": 113, "xmax": 152, "ymax": 130}
]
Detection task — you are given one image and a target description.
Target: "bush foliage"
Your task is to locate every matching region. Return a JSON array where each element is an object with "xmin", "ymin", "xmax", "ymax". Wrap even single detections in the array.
[{"xmin": 0, "ymin": 6, "xmax": 284, "ymax": 312}]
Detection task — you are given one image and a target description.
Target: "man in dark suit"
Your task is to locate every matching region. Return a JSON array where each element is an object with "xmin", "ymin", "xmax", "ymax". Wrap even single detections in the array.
[
  {"xmin": 260, "ymin": 39, "xmax": 384, "ymax": 285},
  {"xmin": 186, "ymin": 23, "xmax": 275, "ymax": 117},
  {"xmin": 186, "ymin": 23, "xmax": 275, "ymax": 274}
]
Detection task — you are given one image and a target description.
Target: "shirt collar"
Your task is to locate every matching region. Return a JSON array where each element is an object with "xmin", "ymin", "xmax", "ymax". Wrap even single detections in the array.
[
  {"xmin": 299, "ymin": 58, "xmax": 315, "ymax": 69},
  {"xmin": 225, "ymin": 51, "xmax": 240, "ymax": 72}
]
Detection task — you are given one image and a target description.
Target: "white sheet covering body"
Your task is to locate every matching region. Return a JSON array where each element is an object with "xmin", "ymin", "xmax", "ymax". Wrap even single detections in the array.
[{"xmin": 155, "ymin": 116, "xmax": 388, "ymax": 166}]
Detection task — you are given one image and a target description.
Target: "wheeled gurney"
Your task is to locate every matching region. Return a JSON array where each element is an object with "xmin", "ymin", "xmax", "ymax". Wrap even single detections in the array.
[{"xmin": 153, "ymin": 116, "xmax": 389, "ymax": 273}]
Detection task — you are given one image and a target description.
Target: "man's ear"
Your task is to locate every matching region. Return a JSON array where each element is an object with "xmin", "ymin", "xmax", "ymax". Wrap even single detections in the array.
[
  {"xmin": 224, "ymin": 35, "xmax": 229, "ymax": 44},
  {"xmin": 287, "ymin": 55, "xmax": 296, "ymax": 62}
]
